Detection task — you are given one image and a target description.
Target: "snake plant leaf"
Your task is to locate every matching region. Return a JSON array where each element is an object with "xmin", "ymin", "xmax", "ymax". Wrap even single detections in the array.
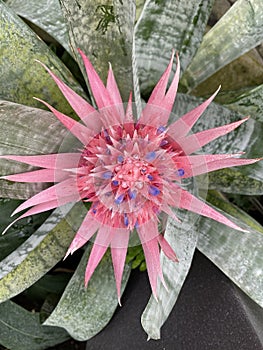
[
  {"xmin": 181, "ymin": 0, "xmax": 263, "ymax": 92},
  {"xmin": 197, "ymin": 191, "xmax": 263, "ymax": 308},
  {"xmin": 141, "ymin": 210, "xmax": 199, "ymax": 340},
  {"xmin": 59, "ymin": 0, "xmax": 136, "ymax": 104},
  {"xmin": 0, "ymin": 202, "xmax": 86, "ymax": 303},
  {"xmin": 216, "ymin": 84, "xmax": 263, "ymax": 123},
  {"xmin": 135, "ymin": 0, "xmax": 214, "ymax": 95},
  {"xmin": 0, "ymin": 198, "xmax": 50, "ymax": 260},
  {"xmin": 0, "ymin": 100, "xmax": 67, "ymax": 199},
  {"xmin": 0, "ymin": 300, "xmax": 69, "ymax": 350},
  {"xmin": 0, "ymin": 1, "xmax": 85, "ymax": 115},
  {"xmin": 6, "ymin": 0, "xmax": 71, "ymax": 53},
  {"xmin": 44, "ymin": 246, "xmax": 131, "ymax": 341}
]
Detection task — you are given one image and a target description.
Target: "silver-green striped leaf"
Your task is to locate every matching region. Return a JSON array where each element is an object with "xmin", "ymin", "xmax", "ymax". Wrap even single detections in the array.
[
  {"xmin": 198, "ymin": 191, "xmax": 263, "ymax": 308},
  {"xmin": 44, "ymin": 246, "xmax": 131, "ymax": 341},
  {"xmin": 181, "ymin": 0, "xmax": 263, "ymax": 91},
  {"xmin": 0, "ymin": 1, "xmax": 84, "ymax": 115},
  {"xmin": 59, "ymin": 0, "xmax": 136, "ymax": 104},
  {"xmin": 0, "ymin": 203, "xmax": 86, "ymax": 303},
  {"xmin": 216, "ymin": 84, "xmax": 263, "ymax": 123},
  {"xmin": 6, "ymin": 0, "xmax": 71, "ymax": 53},
  {"xmin": 0, "ymin": 101, "xmax": 67, "ymax": 199},
  {"xmin": 135, "ymin": 0, "xmax": 214, "ymax": 94},
  {"xmin": 141, "ymin": 210, "xmax": 199, "ymax": 340}
]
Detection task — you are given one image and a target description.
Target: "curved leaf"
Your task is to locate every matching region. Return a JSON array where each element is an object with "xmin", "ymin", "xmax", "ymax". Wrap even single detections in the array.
[
  {"xmin": 0, "ymin": 1, "xmax": 85, "ymax": 115},
  {"xmin": 0, "ymin": 300, "xmax": 69, "ymax": 350},
  {"xmin": 0, "ymin": 101, "xmax": 68, "ymax": 199},
  {"xmin": 59, "ymin": 0, "xmax": 136, "ymax": 103},
  {"xmin": 44, "ymin": 246, "xmax": 131, "ymax": 341},
  {"xmin": 6, "ymin": 0, "xmax": 71, "ymax": 53},
  {"xmin": 0, "ymin": 202, "xmax": 86, "ymax": 303},
  {"xmin": 205, "ymin": 190, "xmax": 263, "ymax": 234},
  {"xmin": 197, "ymin": 191, "xmax": 263, "ymax": 308},
  {"xmin": 141, "ymin": 210, "xmax": 199, "ymax": 340},
  {"xmin": 216, "ymin": 84, "xmax": 263, "ymax": 123},
  {"xmin": 181, "ymin": 0, "xmax": 263, "ymax": 91},
  {"xmin": 135, "ymin": 0, "xmax": 214, "ymax": 94}
]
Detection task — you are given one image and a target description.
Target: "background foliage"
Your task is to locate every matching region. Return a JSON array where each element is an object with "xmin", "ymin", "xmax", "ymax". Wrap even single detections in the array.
[{"xmin": 0, "ymin": 0, "xmax": 262, "ymax": 348}]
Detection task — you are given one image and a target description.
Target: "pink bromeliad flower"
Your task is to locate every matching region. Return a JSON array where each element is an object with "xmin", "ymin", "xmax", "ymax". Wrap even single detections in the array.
[{"xmin": 0, "ymin": 49, "xmax": 260, "ymax": 303}]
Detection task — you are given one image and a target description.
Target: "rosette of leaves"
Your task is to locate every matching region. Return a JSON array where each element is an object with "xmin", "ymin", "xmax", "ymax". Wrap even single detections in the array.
[{"xmin": 0, "ymin": 0, "xmax": 262, "ymax": 348}]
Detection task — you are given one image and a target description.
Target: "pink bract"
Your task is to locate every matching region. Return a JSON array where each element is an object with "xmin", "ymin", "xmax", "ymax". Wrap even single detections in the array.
[{"xmin": 0, "ymin": 49, "xmax": 259, "ymax": 303}]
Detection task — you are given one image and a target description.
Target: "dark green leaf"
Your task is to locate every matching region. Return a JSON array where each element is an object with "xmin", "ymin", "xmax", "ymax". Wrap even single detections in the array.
[
  {"xmin": 0, "ymin": 202, "xmax": 86, "ymax": 303},
  {"xmin": 6, "ymin": 0, "xmax": 71, "ymax": 53},
  {"xmin": 181, "ymin": 0, "xmax": 263, "ymax": 91},
  {"xmin": 0, "ymin": 300, "xmax": 69, "ymax": 350},
  {"xmin": 0, "ymin": 198, "xmax": 50, "ymax": 260},
  {"xmin": 135, "ymin": 0, "xmax": 214, "ymax": 95},
  {"xmin": 44, "ymin": 246, "xmax": 131, "ymax": 341},
  {"xmin": 25, "ymin": 273, "xmax": 72, "ymax": 302},
  {"xmin": 59, "ymin": 0, "xmax": 136, "ymax": 103},
  {"xmin": 0, "ymin": 101, "xmax": 68, "ymax": 199},
  {"xmin": 0, "ymin": 1, "xmax": 85, "ymax": 115}
]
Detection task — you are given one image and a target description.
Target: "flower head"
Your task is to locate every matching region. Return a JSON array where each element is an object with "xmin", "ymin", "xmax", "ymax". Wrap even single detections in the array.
[{"xmin": 1, "ymin": 49, "xmax": 259, "ymax": 302}]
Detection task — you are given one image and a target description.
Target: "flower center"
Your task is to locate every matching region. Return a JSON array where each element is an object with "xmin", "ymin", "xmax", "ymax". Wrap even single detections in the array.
[{"xmin": 113, "ymin": 154, "xmax": 156, "ymax": 191}]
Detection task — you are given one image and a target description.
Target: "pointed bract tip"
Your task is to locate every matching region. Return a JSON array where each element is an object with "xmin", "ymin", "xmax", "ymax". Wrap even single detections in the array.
[
  {"xmin": 153, "ymin": 293, "xmax": 159, "ymax": 303},
  {"xmin": 63, "ymin": 249, "xmax": 71, "ymax": 261},
  {"xmin": 2, "ymin": 217, "xmax": 20, "ymax": 235},
  {"xmin": 118, "ymin": 297, "xmax": 122, "ymax": 307}
]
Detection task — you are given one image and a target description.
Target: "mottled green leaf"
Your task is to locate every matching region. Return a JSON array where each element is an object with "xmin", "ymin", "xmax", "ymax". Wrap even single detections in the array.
[
  {"xmin": 135, "ymin": 0, "xmax": 214, "ymax": 95},
  {"xmin": 0, "ymin": 101, "xmax": 68, "ymax": 199},
  {"xmin": 0, "ymin": 198, "xmax": 50, "ymax": 260},
  {"xmin": 0, "ymin": 300, "xmax": 69, "ymax": 350},
  {"xmin": 135, "ymin": 0, "xmax": 146, "ymax": 21},
  {"xmin": 216, "ymin": 84, "xmax": 263, "ymax": 123},
  {"xmin": 205, "ymin": 190, "xmax": 263, "ymax": 234},
  {"xmin": 0, "ymin": 202, "xmax": 86, "ymax": 303},
  {"xmin": 59, "ymin": 0, "xmax": 136, "ymax": 103},
  {"xmin": 207, "ymin": 168, "xmax": 263, "ymax": 195},
  {"xmin": 0, "ymin": 1, "xmax": 85, "ymax": 115},
  {"xmin": 197, "ymin": 192, "xmax": 263, "ymax": 308},
  {"xmin": 6, "ymin": 0, "xmax": 71, "ymax": 53},
  {"xmin": 44, "ymin": 246, "xmax": 131, "ymax": 341},
  {"xmin": 141, "ymin": 210, "xmax": 199, "ymax": 340},
  {"xmin": 181, "ymin": 0, "xmax": 263, "ymax": 91}
]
